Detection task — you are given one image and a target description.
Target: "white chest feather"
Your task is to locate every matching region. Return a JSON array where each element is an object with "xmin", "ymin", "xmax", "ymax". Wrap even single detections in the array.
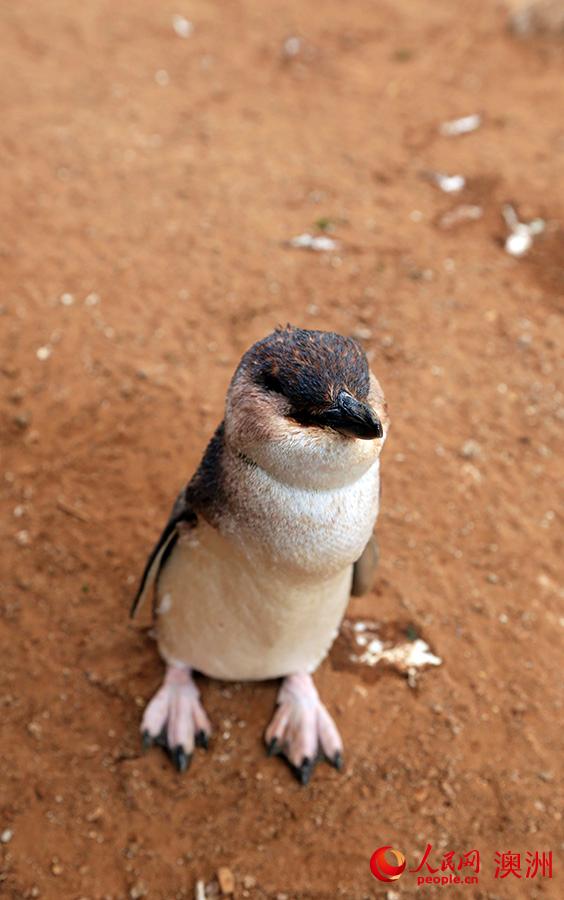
[
  {"xmin": 223, "ymin": 457, "xmax": 381, "ymax": 581},
  {"xmin": 156, "ymin": 453, "xmax": 381, "ymax": 681}
]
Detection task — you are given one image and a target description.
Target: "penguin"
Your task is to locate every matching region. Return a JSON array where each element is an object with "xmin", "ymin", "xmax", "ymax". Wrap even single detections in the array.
[{"xmin": 132, "ymin": 325, "xmax": 389, "ymax": 784}]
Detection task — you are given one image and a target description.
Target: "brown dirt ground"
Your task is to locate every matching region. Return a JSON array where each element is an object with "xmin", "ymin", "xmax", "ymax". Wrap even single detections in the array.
[{"xmin": 1, "ymin": 1, "xmax": 563, "ymax": 898}]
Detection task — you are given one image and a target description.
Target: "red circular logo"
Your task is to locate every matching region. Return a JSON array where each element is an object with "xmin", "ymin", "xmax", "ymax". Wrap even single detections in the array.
[{"xmin": 370, "ymin": 846, "xmax": 407, "ymax": 882}]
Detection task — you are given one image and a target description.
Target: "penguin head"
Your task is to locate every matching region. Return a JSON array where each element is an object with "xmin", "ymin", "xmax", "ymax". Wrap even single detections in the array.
[{"xmin": 225, "ymin": 326, "xmax": 388, "ymax": 487}]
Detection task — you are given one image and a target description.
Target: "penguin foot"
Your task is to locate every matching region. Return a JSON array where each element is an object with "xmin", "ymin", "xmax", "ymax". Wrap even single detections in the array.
[
  {"xmin": 140, "ymin": 664, "xmax": 211, "ymax": 772},
  {"xmin": 264, "ymin": 672, "xmax": 343, "ymax": 785}
]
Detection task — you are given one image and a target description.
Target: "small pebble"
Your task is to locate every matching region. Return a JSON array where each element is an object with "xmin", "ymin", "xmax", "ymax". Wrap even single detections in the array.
[
  {"xmin": 506, "ymin": 230, "xmax": 532, "ymax": 257},
  {"xmin": 352, "ymin": 326, "xmax": 372, "ymax": 341},
  {"xmin": 129, "ymin": 884, "xmax": 148, "ymax": 899},
  {"xmin": 425, "ymin": 171, "xmax": 466, "ymax": 193},
  {"xmin": 9, "ymin": 387, "xmax": 25, "ymax": 403},
  {"xmin": 509, "ymin": 0, "xmax": 564, "ymax": 36},
  {"xmin": 36, "ymin": 346, "xmax": 52, "ymax": 361},
  {"xmin": 172, "ymin": 14, "xmax": 193, "ymax": 38},
  {"xmin": 86, "ymin": 807, "xmax": 103, "ymax": 822},
  {"xmin": 438, "ymin": 205, "xmax": 482, "ymax": 229},
  {"xmin": 1, "ymin": 828, "xmax": 13, "ymax": 843},
  {"xmin": 155, "ymin": 69, "xmax": 170, "ymax": 86},
  {"xmin": 13, "ymin": 413, "xmax": 31, "ymax": 430},
  {"xmin": 217, "ymin": 866, "xmax": 235, "ymax": 895},
  {"xmin": 439, "ymin": 113, "xmax": 481, "ymax": 136},
  {"xmin": 283, "ymin": 35, "xmax": 301, "ymax": 57},
  {"xmin": 289, "ymin": 233, "xmax": 339, "ymax": 252},
  {"xmin": 460, "ymin": 439, "xmax": 481, "ymax": 459}
]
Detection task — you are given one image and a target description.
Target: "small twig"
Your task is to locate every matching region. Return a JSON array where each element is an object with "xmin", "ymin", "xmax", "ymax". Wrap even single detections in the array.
[{"xmin": 56, "ymin": 499, "xmax": 90, "ymax": 523}]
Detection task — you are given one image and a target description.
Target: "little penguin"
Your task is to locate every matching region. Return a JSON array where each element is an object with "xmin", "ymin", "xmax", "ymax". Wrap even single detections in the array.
[{"xmin": 132, "ymin": 325, "xmax": 389, "ymax": 784}]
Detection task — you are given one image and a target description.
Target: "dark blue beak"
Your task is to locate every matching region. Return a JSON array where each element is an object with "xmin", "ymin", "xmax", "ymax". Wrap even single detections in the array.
[{"xmin": 321, "ymin": 391, "xmax": 383, "ymax": 440}]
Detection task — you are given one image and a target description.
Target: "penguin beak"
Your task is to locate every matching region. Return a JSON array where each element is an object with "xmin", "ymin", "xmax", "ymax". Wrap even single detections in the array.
[{"xmin": 322, "ymin": 391, "xmax": 384, "ymax": 440}]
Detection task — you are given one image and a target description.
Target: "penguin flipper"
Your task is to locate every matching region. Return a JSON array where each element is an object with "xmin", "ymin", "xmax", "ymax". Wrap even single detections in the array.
[
  {"xmin": 130, "ymin": 422, "xmax": 226, "ymax": 619},
  {"xmin": 129, "ymin": 492, "xmax": 197, "ymax": 619},
  {"xmin": 351, "ymin": 533, "xmax": 379, "ymax": 597}
]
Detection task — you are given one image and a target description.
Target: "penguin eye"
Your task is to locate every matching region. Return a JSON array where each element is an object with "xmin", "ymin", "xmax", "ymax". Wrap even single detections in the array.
[{"xmin": 261, "ymin": 372, "xmax": 284, "ymax": 395}]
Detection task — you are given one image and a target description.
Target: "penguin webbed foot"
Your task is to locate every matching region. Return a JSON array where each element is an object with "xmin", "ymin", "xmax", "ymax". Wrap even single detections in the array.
[
  {"xmin": 140, "ymin": 665, "xmax": 211, "ymax": 773},
  {"xmin": 264, "ymin": 673, "xmax": 344, "ymax": 786}
]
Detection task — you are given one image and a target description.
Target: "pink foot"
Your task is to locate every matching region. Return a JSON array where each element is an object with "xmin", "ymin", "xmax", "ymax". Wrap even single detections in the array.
[
  {"xmin": 141, "ymin": 665, "xmax": 212, "ymax": 772},
  {"xmin": 265, "ymin": 673, "xmax": 343, "ymax": 784}
]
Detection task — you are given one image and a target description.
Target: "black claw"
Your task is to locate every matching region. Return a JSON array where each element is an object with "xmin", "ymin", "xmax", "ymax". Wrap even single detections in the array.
[
  {"xmin": 141, "ymin": 730, "xmax": 153, "ymax": 752},
  {"xmin": 331, "ymin": 751, "xmax": 344, "ymax": 771},
  {"xmin": 297, "ymin": 756, "xmax": 314, "ymax": 786},
  {"xmin": 267, "ymin": 737, "xmax": 281, "ymax": 757},
  {"xmin": 155, "ymin": 725, "xmax": 168, "ymax": 749},
  {"xmin": 171, "ymin": 745, "xmax": 191, "ymax": 773},
  {"xmin": 195, "ymin": 729, "xmax": 209, "ymax": 750}
]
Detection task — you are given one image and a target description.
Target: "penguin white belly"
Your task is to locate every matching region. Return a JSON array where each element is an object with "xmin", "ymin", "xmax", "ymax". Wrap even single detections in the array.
[
  {"xmin": 156, "ymin": 457, "xmax": 380, "ymax": 681},
  {"xmin": 156, "ymin": 520, "xmax": 353, "ymax": 681}
]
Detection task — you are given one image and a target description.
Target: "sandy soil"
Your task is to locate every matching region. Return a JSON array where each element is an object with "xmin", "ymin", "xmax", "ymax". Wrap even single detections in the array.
[{"xmin": 1, "ymin": 1, "xmax": 563, "ymax": 898}]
